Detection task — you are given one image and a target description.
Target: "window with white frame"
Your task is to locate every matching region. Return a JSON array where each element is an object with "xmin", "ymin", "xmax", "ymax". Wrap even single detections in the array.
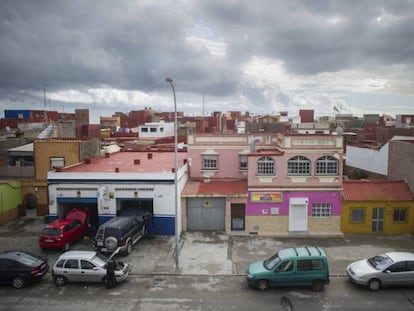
[
  {"xmin": 287, "ymin": 156, "xmax": 311, "ymax": 175},
  {"xmin": 312, "ymin": 203, "xmax": 332, "ymax": 217},
  {"xmin": 239, "ymin": 154, "xmax": 248, "ymax": 170},
  {"xmin": 393, "ymin": 208, "xmax": 407, "ymax": 222},
  {"xmin": 202, "ymin": 154, "xmax": 218, "ymax": 170},
  {"xmin": 315, "ymin": 156, "xmax": 338, "ymax": 176},
  {"xmin": 256, "ymin": 156, "xmax": 275, "ymax": 176},
  {"xmin": 50, "ymin": 157, "xmax": 64, "ymax": 169},
  {"xmin": 351, "ymin": 208, "xmax": 364, "ymax": 223}
]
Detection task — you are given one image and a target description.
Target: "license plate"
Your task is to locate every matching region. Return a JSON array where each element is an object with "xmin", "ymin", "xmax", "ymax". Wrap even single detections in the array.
[{"xmin": 45, "ymin": 239, "xmax": 53, "ymax": 243}]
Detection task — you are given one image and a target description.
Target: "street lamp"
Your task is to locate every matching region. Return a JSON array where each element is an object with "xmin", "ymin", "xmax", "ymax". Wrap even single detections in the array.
[{"xmin": 165, "ymin": 76, "xmax": 179, "ymax": 271}]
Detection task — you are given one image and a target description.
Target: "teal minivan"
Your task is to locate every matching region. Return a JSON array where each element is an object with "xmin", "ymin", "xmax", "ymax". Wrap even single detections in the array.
[{"xmin": 246, "ymin": 246, "xmax": 330, "ymax": 291}]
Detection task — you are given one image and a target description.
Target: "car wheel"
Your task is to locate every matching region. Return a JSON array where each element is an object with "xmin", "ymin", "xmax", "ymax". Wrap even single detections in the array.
[
  {"xmin": 54, "ymin": 275, "xmax": 67, "ymax": 287},
  {"xmin": 311, "ymin": 280, "xmax": 324, "ymax": 292},
  {"xmin": 126, "ymin": 241, "xmax": 132, "ymax": 255},
  {"xmin": 63, "ymin": 242, "xmax": 70, "ymax": 251},
  {"xmin": 12, "ymin": 276, "xmax": 25, "ymax": 289},
  {"xmin": 368, "ymin": 279, "xmax": 381, "ymax": 291},
  {"xmin": 256, "ymin": 279, "xmax": 269, "ymax": 291}
]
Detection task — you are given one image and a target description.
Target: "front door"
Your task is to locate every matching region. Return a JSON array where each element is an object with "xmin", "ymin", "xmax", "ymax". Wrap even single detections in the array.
[
  {"xmin": 289, "ymin": 203, "xmax": 308, "ymax": 232},
  {"xmin": 231, "ymin": 204, "xmax": 245, "ymax": 231},
  {"xmin": 372, "ymin": 207, "xmax": 384, "ymax": 232},
  {"xmin": 270, "ymin": 260, "xmax": 296, "ymax": 287}
]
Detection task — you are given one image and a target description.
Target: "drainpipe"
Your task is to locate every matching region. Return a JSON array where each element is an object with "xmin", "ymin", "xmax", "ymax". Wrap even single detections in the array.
[{"xmin": 249, "ymin": 137, "xmax": 261, "ymax": 153}]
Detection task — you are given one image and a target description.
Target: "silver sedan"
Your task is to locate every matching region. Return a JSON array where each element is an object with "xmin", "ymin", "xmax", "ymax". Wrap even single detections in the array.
[
  {"xmin": 52, "ymin": 250, "xmax": 129, "ymax": 286},
  {"xmin": 346, "ymin": 252, "xmax": 414, "ymax": 291}
]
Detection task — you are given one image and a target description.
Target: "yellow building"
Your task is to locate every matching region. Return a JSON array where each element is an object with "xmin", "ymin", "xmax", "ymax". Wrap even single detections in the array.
[
  {"xmin": 29, "ymin": 139, "xmax": 100, "ymax": 215},
  {"xmin": 341, "ymin": 180, "xmax": 414, "ymax": 234}
]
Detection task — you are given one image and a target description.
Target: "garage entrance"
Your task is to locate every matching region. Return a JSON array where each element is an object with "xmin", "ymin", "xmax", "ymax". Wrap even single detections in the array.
[
  {"xmin": 186, "ymin": 197, "xmax": 225, "ymax": 231},
  {"xmin": 57, "ymin": 198, "xmax": 99, "ymax": 228},
  {"xmin": 117, "ymin": 198, "xmax": 154, "ymax": 234}
]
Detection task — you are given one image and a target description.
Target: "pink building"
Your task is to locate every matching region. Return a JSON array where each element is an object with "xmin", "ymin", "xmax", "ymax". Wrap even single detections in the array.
[{"xmin": 183, "ymin": 133, "xmax": 344, "ymax": 236}]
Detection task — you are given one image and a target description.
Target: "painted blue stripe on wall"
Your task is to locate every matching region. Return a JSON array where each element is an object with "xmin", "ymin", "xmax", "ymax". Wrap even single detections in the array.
[
  {"xmin": 153, "ymin": 216, "xmax": 175, "ymax": 235},
  {"xmin": 56, "ymin": 197, "xmax": 97, "ymax": 203},
  {"xmin": 96, "ymin": 215, "xmax": 175, "ymax": 236}
]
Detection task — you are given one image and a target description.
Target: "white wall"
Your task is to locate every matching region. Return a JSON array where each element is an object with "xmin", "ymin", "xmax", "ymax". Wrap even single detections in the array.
[
  {"xmin": 346, "ymin": 144, "xmax": 389, "ymax": 175},
  {"xmin": 138, "ymin": 121, "xmax": 174, "ymax": 138}
]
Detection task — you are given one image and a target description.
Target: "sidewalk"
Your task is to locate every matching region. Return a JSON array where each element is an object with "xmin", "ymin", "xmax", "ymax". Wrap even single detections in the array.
[{"xmin": 1, "ymin": 214, "xmax": 414, "ymax": 277}]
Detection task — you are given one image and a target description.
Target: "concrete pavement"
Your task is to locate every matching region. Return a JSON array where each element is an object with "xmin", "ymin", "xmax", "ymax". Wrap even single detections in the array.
[{"xmin": 1, "ymin": 211, "xmax": 414, "ymax": 277}]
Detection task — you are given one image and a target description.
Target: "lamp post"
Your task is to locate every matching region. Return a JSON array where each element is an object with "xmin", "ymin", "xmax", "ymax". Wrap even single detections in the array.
[{"xmin": 165, "ymin": 76, "xmax": 179, "ymax": 271}]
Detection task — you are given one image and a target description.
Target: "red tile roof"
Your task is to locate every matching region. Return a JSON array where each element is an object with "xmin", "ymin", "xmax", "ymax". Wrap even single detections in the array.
[
  {"xmin": 182, "ymin": 179, "xmax": 247, "ymax": 197},
  {"xmin": 342, "ymin": 180, "xmax": 413, "ymax": 201}
]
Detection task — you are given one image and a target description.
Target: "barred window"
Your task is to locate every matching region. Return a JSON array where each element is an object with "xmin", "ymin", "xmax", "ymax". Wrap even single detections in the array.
[
  {"xmin": 315, "ymin": 156, "xmax": 338, "ymax": 176},
  {"xmin": 202, "ymin": 154, "xmax": 218, "ymax": 170},
  {"xmin": 393, "ymin": 209, "xmax": 407, "ymax": 222},
  {"xmin": 256, "ymin": 156, "xmax": 275, "ymax": 176},
  {"xmin": 351, "ymin": 209, "xmax": 364, "ymax": 223},
  {"xmin": 312, "ymin": 203, "xmax": 332, "ymax": 217},
  {"xmin": 287, "ymin": 156, "xmax": 311, "ymax": 175},
  {"xmin": 239, "ymin": 154, "xmax": 248, "ymax": 170},
  {"xmin": 50, "ymin": 157, "xmax": 64, "ymax": 169}
]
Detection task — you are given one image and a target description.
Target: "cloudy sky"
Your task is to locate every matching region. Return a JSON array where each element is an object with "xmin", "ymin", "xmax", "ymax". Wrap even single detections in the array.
[{"xmin": 1, "ymin": 0, "xmax": 413, "ymax": 123}]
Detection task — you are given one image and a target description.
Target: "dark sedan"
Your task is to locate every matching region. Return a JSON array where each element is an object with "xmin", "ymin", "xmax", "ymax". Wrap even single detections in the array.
[{"xmin": 0, "ymin": 250, "xmax": 49, "ymax": 289}]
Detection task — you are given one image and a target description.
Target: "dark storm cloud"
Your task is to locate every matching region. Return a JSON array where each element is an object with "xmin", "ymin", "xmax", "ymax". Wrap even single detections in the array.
[
  {"xmin": 201, "ymin": 0, "xmax": 414, "ymax": 75},
  {"xmin": 0, "ymin": 0, "xmax": 413, "ymax": 116},
  {"xmin": 0, "ymin": 0, "xmax": 238, "ymax": 95}
]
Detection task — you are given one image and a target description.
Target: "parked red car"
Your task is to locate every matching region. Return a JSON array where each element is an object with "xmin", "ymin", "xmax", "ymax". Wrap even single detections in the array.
[{"xmin": 39, "ymin": 209, "xmax": 90, "ymax": 251}]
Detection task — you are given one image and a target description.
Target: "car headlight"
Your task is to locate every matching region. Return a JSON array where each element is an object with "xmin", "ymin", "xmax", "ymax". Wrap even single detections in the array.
[{"xmin": 246, "ymin": 273, "xmax": 253, "ymax": 279}]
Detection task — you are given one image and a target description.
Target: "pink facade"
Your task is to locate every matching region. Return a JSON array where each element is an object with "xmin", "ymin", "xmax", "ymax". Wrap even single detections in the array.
[
  {"xmin": 246, "ymin": 191, "xmax": 342, "ymax": 216},
  {"xmin": 185, "ymin": 133, "xmax": 344, "ymax": 235}
]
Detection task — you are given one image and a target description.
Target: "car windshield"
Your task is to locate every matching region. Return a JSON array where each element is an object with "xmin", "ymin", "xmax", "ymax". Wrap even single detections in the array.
[
  {"xmin": 263, "ymin": 253, "xmax": 281, "ymax": 270},
  {"xmin": 367, "ymin": 254, "xmax": 393, "ymax": 270},
  {"xmin": 92, "ymin": 252, "xmax": 109, "ymax": 267},
  {"xmin": 41, "ymin": 228, "xmax": 61, "ymax": 235}
]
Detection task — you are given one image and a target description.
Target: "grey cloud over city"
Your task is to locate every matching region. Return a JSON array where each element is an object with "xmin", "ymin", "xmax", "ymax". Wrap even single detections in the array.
[{"xmin": 1, "ymin": 0, "xmax": 413, "ymax": 122}]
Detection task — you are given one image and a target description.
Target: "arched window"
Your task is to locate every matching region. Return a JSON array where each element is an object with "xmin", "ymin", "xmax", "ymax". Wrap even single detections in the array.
[
  {"xmin": 256, "ymin": 156, "xmax": 275, "ymax": 176},
  {"xmin": 315, "ymin": 156, "xmax": 338, "ymax": 176},
  {"xmin": 287, "ymin": 156, "xmax": 310, "ymax": 175}
]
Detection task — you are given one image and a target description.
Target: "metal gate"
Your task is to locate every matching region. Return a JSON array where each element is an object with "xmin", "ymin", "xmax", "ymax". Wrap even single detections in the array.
[{"xmin": 186, "ymin": 197, "xmax": 225, "ymax": 231}]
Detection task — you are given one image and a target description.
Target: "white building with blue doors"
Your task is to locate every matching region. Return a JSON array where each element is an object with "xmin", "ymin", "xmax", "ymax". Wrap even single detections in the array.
[{"xmin": 47, "ymin": 151, "xmax": 188, "ymax": 235}]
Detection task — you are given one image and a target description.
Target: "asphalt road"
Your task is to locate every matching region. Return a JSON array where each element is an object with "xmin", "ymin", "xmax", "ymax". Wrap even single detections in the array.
[
  {"xmin": 1, "ymin": 275, "xmax": 414, "ymax": 311},
  {"xmin": 2, "ymin": 213, "xmax": 414, "ymax": 310}
]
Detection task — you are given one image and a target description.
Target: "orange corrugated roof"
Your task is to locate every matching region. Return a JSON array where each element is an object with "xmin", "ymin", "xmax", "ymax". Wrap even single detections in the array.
[
  {"xmin": 182, "ymin": 179, "xmax": 247, "ymax": 196},
  {"xmin": 342, "ymin": 180, "xmax": 413, "ymax": 201}
]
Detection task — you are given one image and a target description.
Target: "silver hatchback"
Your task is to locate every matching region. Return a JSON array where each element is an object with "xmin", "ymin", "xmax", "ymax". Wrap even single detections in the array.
[
  {"xmin": 52, "ymin": 250, "xmax": 129, "ymax": 286},
  {"xmin": 346, "ymin": 252, "xmax": 414, "ymax": 291}
]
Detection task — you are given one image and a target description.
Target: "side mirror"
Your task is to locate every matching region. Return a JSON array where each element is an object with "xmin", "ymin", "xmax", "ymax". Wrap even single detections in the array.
[{"xmin": 384, "ymin": 270, "xmax": 391, "ymax": 274}]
